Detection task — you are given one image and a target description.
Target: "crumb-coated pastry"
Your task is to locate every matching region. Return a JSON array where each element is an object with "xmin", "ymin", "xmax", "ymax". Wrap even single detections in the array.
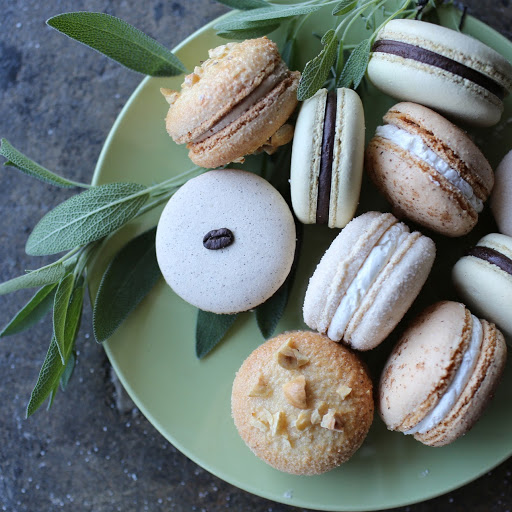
[
  {"xmin": 161, "ymin": 37, "xmax": 300, "ymax": 168},
  {"xmin": 155, "ymin": 170, "xmax": 296, "ymax": 314},
  {"xmin": 453, "ymin": 233, "xmax": 512, "ymax": 337},
  {"xmin": 303, "ymin": 212, "xmax": 435, "ymax": 350},
  {"xmin": 290, "ymin": 87, "xmax": 365, "ymax": 228},
  {"xmin": 365, "ymin": 102, "xmax": 494, "ymax": 237},
  {"xmin": 367, "ymin": 19, "xmax": 512, "ymax": 126},
  {"xmin": 379, "ymin": 301, "xmax": 507, "ymax": 447},
  {"xmin": 491, "ymin": 149, "xmax": 512, "ymax": 236},
  {"xmin": 231, "ymin": 331, "xmax": 374, "ymax": 475}
]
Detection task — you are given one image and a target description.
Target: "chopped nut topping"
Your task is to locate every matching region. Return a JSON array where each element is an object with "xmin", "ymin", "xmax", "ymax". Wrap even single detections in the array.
[
  {"xmin": 160, "ymin": 88, "xmax": 179, "ymax": 105},
  {"xmin": 283, "ymin": 375, "xmax": 307, "ymax": 409},
  {"xmin": 311, "ymin": 401, "xmax": 329, "ymax": 425},
  {"xmin": 250, "ymin": 408, "xmax": 273, "ymax": 432},
  {"xmin": 275, "ymin": 338, "xmax": 309, "ymax": 369},
  {"xmin": 320, "ymin": 409, "xmax": 344, "ymax": 432},
  {"xmin": 183, "ymin": 72, "xmax": 201, "ymax": 87},
  {"xmin": 248, "ymin": 373, "xmax": 271, "ymax": 398},
  {"xmin": 208, "ymin": 42, "xmax": 236, "ymax": 60},
  {"xmin": 270, "ymin": 411, "xmax": 287, "ymax": 437},
  {"xmin": 337, "ymin": 384, "xmax": 352, "ymax": 400},
  {"xmin": 295, "ymin": 411, "xmax": 312, "ymax": 431}
]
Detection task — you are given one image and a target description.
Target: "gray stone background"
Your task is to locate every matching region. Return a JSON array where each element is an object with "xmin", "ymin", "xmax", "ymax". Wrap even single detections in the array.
[{"xmin": 1, "ymin": 1, "xmax": 512, "ymax": 511}]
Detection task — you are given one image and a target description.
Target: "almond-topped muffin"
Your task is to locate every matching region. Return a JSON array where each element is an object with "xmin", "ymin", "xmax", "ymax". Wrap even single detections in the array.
[{"xmin": 231, "ymin": 331, "xmax": 374, "ymax": 475}]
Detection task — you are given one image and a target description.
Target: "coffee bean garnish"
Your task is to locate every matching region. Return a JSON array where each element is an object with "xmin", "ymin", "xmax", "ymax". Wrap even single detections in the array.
[{"xmin": 203, "ymin": 228, "xmax": 235, "ymax": 250}]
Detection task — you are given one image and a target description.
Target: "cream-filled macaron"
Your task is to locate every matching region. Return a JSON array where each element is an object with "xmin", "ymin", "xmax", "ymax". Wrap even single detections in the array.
[
  {"xmin": 491, "ymin": 149, "xmax": 512, "ymax": 236},
  {"xmin": 367, "ymin": 19, "xmax": 512, "ymax": 126},
  {"xmin": 156, "ymin": 170, "xmax": 296, "ymax": 314},
  {"xmin": 379, "ymin": 301, "xmax": 507, "ymax": 447},
  {"xmin": 290, "ymin": 87, "xmax": 365, "ymax": 228}
]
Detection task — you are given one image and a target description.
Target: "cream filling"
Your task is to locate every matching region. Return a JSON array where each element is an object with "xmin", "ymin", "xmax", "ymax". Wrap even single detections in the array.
[
  {"xmin": 191, "ymin": 61, "xmax": 289, "ymax": 143},
  {"xmin": 376, "ymin": 124, "xmax": 483, "ymax": 213},
  {"xmin": 326, "ymin": 224, "xmax": 409, "ymax": 341},
  {"xmin": 404, "ymin": 315, "xmax": 483, "ymax": 435}
]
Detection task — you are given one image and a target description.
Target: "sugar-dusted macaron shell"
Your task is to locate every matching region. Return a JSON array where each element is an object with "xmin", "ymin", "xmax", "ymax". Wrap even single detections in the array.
[
  {"xmin": 290, "ymin": 88, "xmax": 364, "ymax": 228},
  {"xmin": 231, "ymin": 331, "xmax": 374, "ymax": 475},
  {"xmin": 155, "ymin": 170, "xmax": 296, "ymax": 314},
  {"xmin": 452, "ymin": 233, "xmax": 512, "ymax": 337},
  {"xmin": 491, "ymin": 149, "xmax": 512, "ymax": 236},
  {"xmin": 367, "ymin": 19, "xmax": 512, "ymax": 126}
]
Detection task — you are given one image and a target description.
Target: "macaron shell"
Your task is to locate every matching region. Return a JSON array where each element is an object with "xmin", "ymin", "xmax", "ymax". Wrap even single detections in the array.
[
  {"xmin": 155, "ymin": 170, "xmax": 296, "ymax": 314},
  {"xmin": 303, "ymin": 212, "xmax": 397, "ymax": 335},
  {"xmin": 187, "ymin": 71, "xmax": 299, "ymax": 168},
  {"xmin": 344, "ymin": 231, "xmax": 436, "ymax": 351},
  {"xmin": 329, "ymin": 88, "xmax": 365, "ymax": 228},
  {"xmin": 491, "ymin": 149, "xmax": 512, "ymax": 236},
  {"xmin": 166, "ymin": 37, "xmax": 280, "ymax": 144},
  {"xmin": 415, "ymin": 319, "xmax": 507, "ymax": 446},
  {"xmin": 379, "ymin": 301, "xmax": 472, "ymax": 432},
  {"xmin": 452, "ymin": 234, "xmax": 512, "ymax": 336},
  {"xmin": 290, "ymin": 88, "xmax": 328, "ymax": 224}
]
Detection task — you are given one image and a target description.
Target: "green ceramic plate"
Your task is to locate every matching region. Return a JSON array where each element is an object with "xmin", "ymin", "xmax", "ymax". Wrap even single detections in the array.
[{"xmin": 89, "ymin": 6, "xmax": 512, "ymax": 511}]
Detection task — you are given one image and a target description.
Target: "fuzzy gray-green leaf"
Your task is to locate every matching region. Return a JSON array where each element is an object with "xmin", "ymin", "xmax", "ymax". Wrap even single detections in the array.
[
  {"xmin": 196, "ymin": 311, "xmax": 238, "ymax": 359},
  {"xmin": 26, "ymin": 182, "xmax": 148, "ymax": 256},
  {"xmin": 0, "ymin": 263, "xmax": 66, "ymax": 296},
  {"xmin": 47, "ymin": 12, "xmax": 186, "ymax": 76},
  {"xmin": 93, "ymin": 227, "xmax": 161, "ymax": 343},
  {"xmin": 332, "ymin": 0, "xmax": 358, "ymax": 16},
  {"xmin": 337, "ymin": 38, "xmax": 371, "ymax": 89},
  {"xmin": 297, "ymin": 29, "xmax": 338, "ymax": 101},
  {"xmin": 215, "ymin": 0, "xmax": 269, "ymax": 9},
  {"xmin": 217, "ymin": 23, "xmax": 280, "ymax": 40},
  {"xmin": 64, "ymin": 286, "xmax": 84, "ymax": 351},
  {"xmin": 0, "ymin": 284, "xmax": 57, "ymax": 337},
  {"xmin": 53, "ymin": 274, "xmax": 75, "ymax": 364},
  {"xmin": 60, "ymin": 351, "xmax": 76, "ymax": 391},
  {"xmin": 0, "ymin": 139, "xmax": 89, "ymax": 188}
]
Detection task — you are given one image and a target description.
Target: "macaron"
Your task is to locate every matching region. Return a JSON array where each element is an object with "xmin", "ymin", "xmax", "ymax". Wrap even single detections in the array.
[
  {"xmin": 379, "ymin": 301, "xmax": 507, "ymax": 447},
  {"xmin": 367, "ymin": 19, "xmax": 512, "ymax": 126},
  {"xmin": 491, "ymin": 149, "xmax": 512, "ymax": 236},
  {"xmin": 161, "ymin": 37, "xmax": 300, "ymax": 168},
  {"xmin": 155, "ymin": 170, "xmax": 296, "ymax": 314},
  {"xmin": 290, "ymin": 87, "xmax": 365, "ymax": 228},
  {"xmin": 303, "ymin": 211, "xmax": 436, "ymax": 350},
  {"xmin": 365, "ymin": 102, "xmax": 494, "ymax": 237},
  {"xmin": 231, "ymin": 330, "xmax": 374, "ymax": 475},
  {"xmin": 452, "ymin": 233, "xmax": 512, "ymax": 338}
]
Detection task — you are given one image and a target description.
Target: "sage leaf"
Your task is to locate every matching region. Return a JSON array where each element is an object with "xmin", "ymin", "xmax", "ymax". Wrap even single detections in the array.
[
  {"xmin": 215, "ymin": 0, "xmax": 269, "ymax": 9},
  {"xmin": 60, "ymin": 350, "xmax": 76, "ymax": 391},
  {"xmin": 0, "ymin": 263, "xmax": 66, "ymax": 296},
  {"xmin": 26, "ymin": 335, "xmax": 63, "ymax": 417},
  {"xmin": 337, "ymin": 38, "xmax": 371, "ymax": 89},
  {"xmin": 0, "ymin": 139, "xmax": 89, "ymax": 189},
  {"xmin": 196, "ymin": 310, "xmax": 238, "ymax": 359},
  {"xmin": 64, "ymin": 285, "xmax": 84, "ymax": 351},
  {"xmin": 297, "ymin": 30, "xmax": 338, "ymax": 101},
  {"xmin": 47, "ymin": 12, "xmax": 186, "ymax": 76},
  {"xmin": 214, "ymin": 17, "xmax": 282, "ymax": 33},
  {"xmin": 0, "ymin": 284, "xmax": 57, "ymax": 337},
  {"xmin": 53, "ymin": 274, "xmax": 75, "ymax": 363},
  {"xmin": 281, "ymin": 38, "xmax": 298, "ymax": 71},
  {"xmin": 335, "ymin": 40, "xmax": 344, "ymax": 80},
  {"xmin": 93, "ymin": 227, "xmax": 161, "ymax": 343},
  {"xmin": 217, "ymin": 23, "xmax": 280, "ymax": 40},
  {"xmin": 26, "ymin": 182, "xmax": 148, "ymax": 256},
  {"xmin": 332, "ymin": 0, "xmax": 358, "ymax": 16}
]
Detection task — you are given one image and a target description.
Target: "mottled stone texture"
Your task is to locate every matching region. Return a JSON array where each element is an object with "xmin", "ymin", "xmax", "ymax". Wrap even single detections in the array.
[{"xmin": 0, "ymin": 1, "xmax": 511, "ymax": 511}]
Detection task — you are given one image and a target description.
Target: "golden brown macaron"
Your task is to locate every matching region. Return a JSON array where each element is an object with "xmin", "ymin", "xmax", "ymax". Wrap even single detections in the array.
[
  {"xmin": 231, "ymin": 331, "xmax": 374, "ymax": 475},
  {"xmin": 379, "ymin": 301, "xmax": 507, "ymax": 447},
  {"xmin": 365, "ymin": 102, "xmax": 494, "ymax": 237},
  {"xmin": 161, "ymin": 37, "xmax": 300, "ymax": 168}
]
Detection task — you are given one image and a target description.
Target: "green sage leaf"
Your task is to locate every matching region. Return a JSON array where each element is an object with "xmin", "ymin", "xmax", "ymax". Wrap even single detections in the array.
[
  {"xmin": 53, "ymin": 274, "xmax": 75, "ymax": 364},
  {"xmin": 47, "ymin": 12, "xmax": 186, "ymax": 76},
  {"xmin": 214, "ymin": 17, "xmax": 282, "ymax": 33},
  {"xmin": 281, "ymin": 38, "xmax": 298, "ymax": 71},
  {"xmin": 332, "ymin": 0, "xmax": 358, "ymax": 16},
  {"xmin": 335, "ymin": 40, "xmax": 344, "ymax": 80},
  {"xmin": 93, "ymin": 227, "xmax": 161, "ymax": 343},
  {"xmin": 0, "ymin": 139, "xmax": 89, "ymax": 188},
  {"xmin": 215, "ymin": 0, "xmax": 269, "ymax": 9},
  {"xmin": 297, "ymin": 30, "xmax": 338, "ymax": 101},
  {"xmin": 337, "ymin": 38, "xmax": 371, "ymax": 89},
  {"xmin": 0, "ymin": 263, "xmax": 66, "ymax": 296},
  {"xmin": 217, "ymin": 23, "xmax": 280, "ymax": 40},
  {"xmin": 64, "ymin": 285, "xmax": 84, "ymax": 351},
  {"xmin": 196, "ymin": 310, "xmax": 238, "ymax": 359},
  {"xmin": 26, "ymin": 182, "xmax": 149, "ymax": 256},
  {"xmin": 0, "ymin": 284, "xmax": 57, "ymax": 337},
  {"xmin": 60, "ymin": 351, "xmax": 76, "ymax": 391}
]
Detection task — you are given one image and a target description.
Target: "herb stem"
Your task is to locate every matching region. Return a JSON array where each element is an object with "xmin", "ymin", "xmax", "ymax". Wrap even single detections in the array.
[{"xmin": 370, "ymin": 0, "xmax": 413, "ymax": 43}]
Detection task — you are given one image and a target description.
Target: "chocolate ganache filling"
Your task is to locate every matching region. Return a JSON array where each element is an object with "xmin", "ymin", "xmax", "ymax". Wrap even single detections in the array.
[
  {"xmin": 316, "ymin": 91, "xmax": 337, "ymax": 224},
  {"xmin": 372, "ymin": 39, "xmax": 505, "ymax": 99},
  {"xmin": 467, "ymin": 246, "xmax": 512, "ymax": 275}
]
